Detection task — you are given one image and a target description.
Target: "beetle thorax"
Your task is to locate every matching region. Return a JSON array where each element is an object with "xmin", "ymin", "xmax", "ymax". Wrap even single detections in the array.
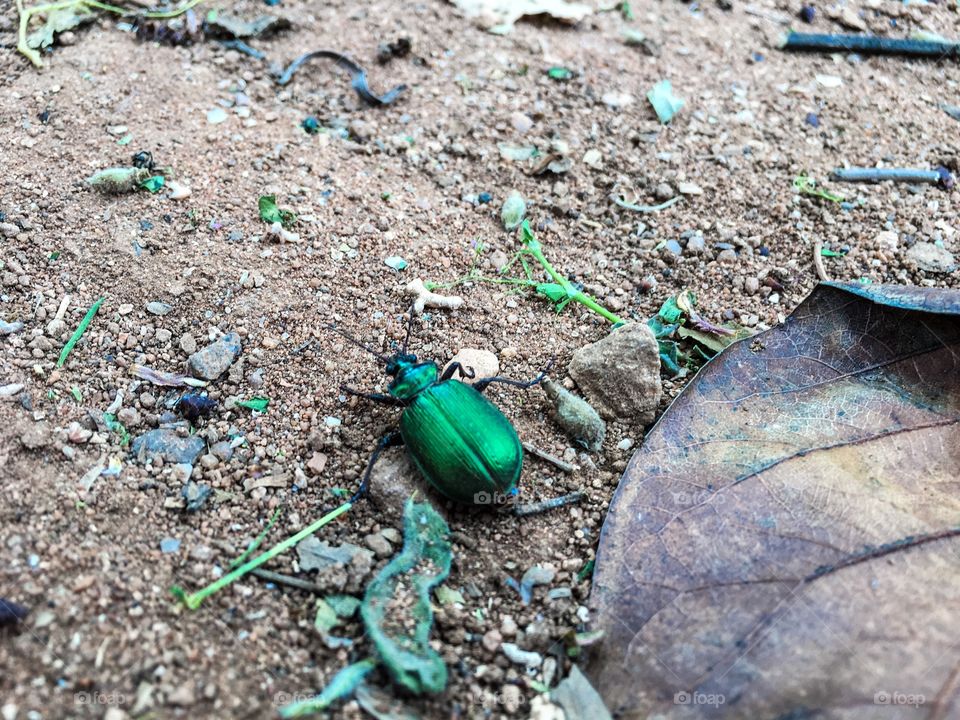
[{"xmin": 388, "ymin": 358, "xmax": 438, "ymax": 401}]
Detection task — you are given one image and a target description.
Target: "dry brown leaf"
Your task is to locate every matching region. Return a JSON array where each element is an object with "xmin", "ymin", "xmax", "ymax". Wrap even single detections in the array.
[{"xmin": 587, "ymin": 282, "xmax": 960, "ymax": 719}]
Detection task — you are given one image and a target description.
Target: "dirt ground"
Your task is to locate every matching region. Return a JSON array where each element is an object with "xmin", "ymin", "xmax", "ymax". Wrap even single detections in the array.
[{"xmin": 1, "ymin": 0, "xmax": 958, "ymax": 717}]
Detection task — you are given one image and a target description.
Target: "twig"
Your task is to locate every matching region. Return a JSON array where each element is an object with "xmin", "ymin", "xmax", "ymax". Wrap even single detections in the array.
[
  {"xmin": 780, "ymin": 31, "xmax": 960, "ymax": 59},
  {"xmin": 521, "ymin": 442, "xmax": 576, "ymax": 473},
  {"xmin": 610, "ymin": 193, "xmax": 682, "ymax": 213},
  {"xmin": 830, "ymin": 167, "xmax": 952, "ymax": 188},
  {"xmin": 251, "ymin": 569, "xmax": 324, "ymax": 594},
  {"xmin": 813, "ymin": 240, "xmax": 829, "ymax": 282},
  {"xmin": 171, "ymin": 500, "xmax": 353, "ymax": 609},
  {"xmin": 513, "ymin": 491, "xmax": 583, "ymax": 517}
]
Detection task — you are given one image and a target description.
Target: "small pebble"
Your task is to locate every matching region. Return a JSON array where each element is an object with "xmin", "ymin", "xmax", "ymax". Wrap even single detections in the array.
[
  {"xmin": 146, "ymin": 301, "xmax": 172, "ymax": 316},
  {"xmin": 160, "ymin": 538, "xmax": 181, "ymax": 553},
  {"xmin": 482, "ymin": 629, "xmax": 503, "ymax": 652},
  {"xmin": 501, "ymin": 642, "xmax": 543, "ymax": 668},
  {"xmin": 206, "ymin": 108, "xmax": 228, "ymax": 124}
]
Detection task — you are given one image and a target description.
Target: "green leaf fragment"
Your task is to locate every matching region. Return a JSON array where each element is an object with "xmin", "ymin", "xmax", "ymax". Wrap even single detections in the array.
[
  {"xmin": 315, "ymin": 598, "xmax": 340, "ymax": 633},
  {"xmin": 497, "ymin": 143, "xmax": 539, "ymax": 161},
  {"xmin": 820, "ymin": 247, "xmax": 845, "ymax": 257},
  {"xmin": 140, "ymin": 175, "xmax": 165, "ymax": 193},
  {"xmin": 646, "ymin": 79, "xmax": 684, "ymax": 124},
  {"xmin": 103, "ymin": 412, "xmax": 130, "ymax": 446},
  {"xmin": 326, "ymin": 594, "xmax": 361, "ymax": 617},
  {"xmin": 58, "ymin": 296, "xmax": 105, "ymax": 368},
  {"xmin": 70, "ymin": 386, "xmax": 82, "ymax": 403},
  {"xmin": 536, "ymin": 283, "xmax": 568, "ymax": 304},
  {"xmin": 501, "ymin": 191, "xmax": 526, "ymax": 230},
  {"xmin": 258, "ymin": 195, "xmax": 297, "ymax": 228},
  {"xmin": 793, "ymin": 175, "xmax": 844, "ymax": 203},
  {"xmin": 27, "ymin": 4, "xmax": 95, "ymax": 49},
  {"xmin": 547, "ymin": 66, "xmax": 574, "ymax": 80},
  {"xmin": 361, "ymin": 498, "xmax": 452, "ymax": 695},
  {"xmin": 279, "ymin": 658, "xmax": 378, "ymax": 718},
  {"xmin": 656, "ymin": 296, "xmax": 684, "ymax": 325},
  {"xmin": 236, "ymin": 396, "xmax": 269, "ymax": 412},
  {"xmin": 434, "ymin": 585, "xmax": 465, "ymax": 606}
]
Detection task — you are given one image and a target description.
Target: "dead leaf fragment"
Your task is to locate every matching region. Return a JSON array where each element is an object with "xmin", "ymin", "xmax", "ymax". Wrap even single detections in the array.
[
  {"xmin": 449, "ymin": 0, "xmax": 591, "ymax": 31},
  {"xmin": 588, "ymin": 282, "xmax": 960, "ymax": 719}
]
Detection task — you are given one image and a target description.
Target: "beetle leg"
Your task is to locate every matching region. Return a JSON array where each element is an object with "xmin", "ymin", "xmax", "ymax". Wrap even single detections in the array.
[
  {"xmin": 340, "ymin": 385, "xmax": 405, "ymax": 406},
  {"xmin": 439, "ymin": 362, "xmax": 476, "ymax": 382},
  {"xmin": 473, "ymin": 357, "xmax": 554, "ymax": 394},
  {"xmin": 351, "ymin": 431, "xmax": 404, "ymax": 503}
]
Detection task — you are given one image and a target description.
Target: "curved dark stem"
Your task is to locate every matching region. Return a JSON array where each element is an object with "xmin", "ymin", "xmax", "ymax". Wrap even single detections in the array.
[{"xmin": 274, "ymin": 50, "xmax": 407, "ymax": 105}]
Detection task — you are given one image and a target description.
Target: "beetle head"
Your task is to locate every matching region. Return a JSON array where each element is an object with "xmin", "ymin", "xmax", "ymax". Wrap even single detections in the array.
[{"xmin": 386, "ymin": 353, "xmax": 418, "ymax": 376}]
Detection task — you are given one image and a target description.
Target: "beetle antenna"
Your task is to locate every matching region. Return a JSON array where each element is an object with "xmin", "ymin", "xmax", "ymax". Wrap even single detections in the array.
[
  {"xmin": 401, "ymin": 303, "xmax": 416, "ymax": 355},
  {"xmin": 325, "ymin": 324, "xmax": 389, "ymax": 363}
]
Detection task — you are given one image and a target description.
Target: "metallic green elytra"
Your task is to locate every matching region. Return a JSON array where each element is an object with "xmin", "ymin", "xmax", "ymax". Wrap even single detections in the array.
[
  {"xmin": 333, "ymin": 322, "xmax": 549, "ymax": 505},
  {"xmin": 388, "ymin": 356, "xmax": 522, "ymax": 504}
]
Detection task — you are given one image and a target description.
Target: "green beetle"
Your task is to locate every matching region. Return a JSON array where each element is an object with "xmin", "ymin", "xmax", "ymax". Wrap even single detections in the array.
[{"xmin": 330, "ymin": 322, "xmax": 549, "ymax": 504}]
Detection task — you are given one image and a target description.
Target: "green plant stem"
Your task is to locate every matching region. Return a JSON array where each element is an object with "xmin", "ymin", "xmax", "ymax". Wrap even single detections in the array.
[
  {"xmin": 228, "ymin": 505, "xmax": 283, "ymax": 570},
  {"xmin": 521, "ymin": 237, "xmax": 625, "ymax": 325},
  {"xmin": 172, "ymin": 501, "xmax": 353, "ymax": 610}
]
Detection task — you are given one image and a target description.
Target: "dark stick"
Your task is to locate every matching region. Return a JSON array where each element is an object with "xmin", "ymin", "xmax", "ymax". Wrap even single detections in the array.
[
  {"xmin": 513, "ymin": 491, "xmax": 584, "ymax": 517},
  {"xmin": 830, "ymin": 167, "xmax": 953, "ymax": 189},
  {"xmin": 780, "ymin": 32, "xmax": 960, "ymax": 59},
  {"xmin": 251, "ymin": 569, "xmax": 325, "ymax": 594}
]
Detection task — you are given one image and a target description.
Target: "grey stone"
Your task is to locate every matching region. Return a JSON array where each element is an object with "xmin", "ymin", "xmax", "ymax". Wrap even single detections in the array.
[
  {"xmin": 364, "ymin": 532, "xmax": 394, "ymax": 558},
  {"xmin": 131, "ymin": 429, "xmax": 205, "ymax": 465},
  {"xmin": 160, "ymin": 537, "xmax": 180, "ymax": 553},
  {"xmin": 568, "ymin": 323, "xmax": 662, "ymax": 423},
  {"xmin": 146, "ymin": 301, "xmax": 173, "ymax": 316},
  {"xmin": 685, "ymin": 235, "xmax": 706, "ymax": 254},
  {"xmin": 297, "ymin": 537, "xmax": 374, "ymax": 593},
  {"xmin": 906, "ymin": 242, "xmax": 956, "ymax": 273},
  {"xmin": 188, "ymin": 332, "xmax": 242, "ymax": 380},
  {"xmin": 210, "ymin": 441, "xmax": 234, "ymax": 462},
  {"xmin": 19, "ymin": 422, "xmax": 51, "ymax": 449}
]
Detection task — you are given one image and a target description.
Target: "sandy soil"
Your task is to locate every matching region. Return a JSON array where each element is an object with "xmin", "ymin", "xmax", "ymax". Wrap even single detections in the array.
[{"xmin": 1, "ymin": 0, "xmax": 958, "ymax": 717}]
